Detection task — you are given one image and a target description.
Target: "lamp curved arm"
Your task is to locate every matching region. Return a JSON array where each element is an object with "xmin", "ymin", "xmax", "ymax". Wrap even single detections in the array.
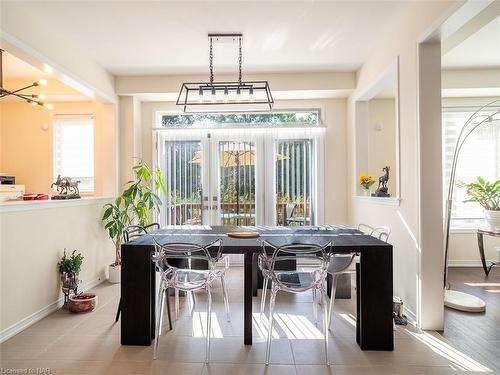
[{"xmin": 443, "ymin": 100, "xmax": 500, "ymax": 287}]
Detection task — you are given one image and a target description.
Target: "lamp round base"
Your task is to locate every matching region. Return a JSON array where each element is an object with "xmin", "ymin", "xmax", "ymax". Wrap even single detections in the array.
[{"xmin": 444, "ymin": 290, "xmax": 485, "ymax": 312}]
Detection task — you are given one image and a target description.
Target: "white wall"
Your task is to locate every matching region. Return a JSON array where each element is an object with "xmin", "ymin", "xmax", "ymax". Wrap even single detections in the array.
[
  {"xmin": 0, "ymin": 199, "xmax": 114, "ymax": 341},
  {"xmin": 367, "ymin": 99, "xmax": 397, "ymax": 194},
  {"xmin": 347, "ymin": 1, "xmax": 460, "ymax": 329}
]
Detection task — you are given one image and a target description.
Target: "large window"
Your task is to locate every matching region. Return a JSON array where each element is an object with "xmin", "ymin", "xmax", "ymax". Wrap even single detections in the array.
[
  {"xmin": 443, "ymin": 108, "xmax": 500, "ymax": 228},
  {"xmin": 155, "ymin": 110, "xmax": 324, "ymax": 227},
  {"xmin": 53, "ymin": 115, "xmax": 94, "ymax": 193}
]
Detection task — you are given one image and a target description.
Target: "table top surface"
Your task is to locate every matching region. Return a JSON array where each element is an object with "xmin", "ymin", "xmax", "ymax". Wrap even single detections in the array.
[{"xmin": 123, "ymin": 225, "xmax": 391, "ymax": 253}]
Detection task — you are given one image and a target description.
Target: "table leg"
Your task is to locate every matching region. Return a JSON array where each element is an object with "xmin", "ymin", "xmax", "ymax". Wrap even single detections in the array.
[
  {"xmin": 358, "ymin": 245, "xmax": 393, "ymax": 351},
  {"xmin": 121, "ymin": 244, "xmax": 154, "ymax": 346},
  {"xmin": 252, "ymin": 254, "xmax": 258, "ymax": 297},
  {"xmin": 244, "ymin": 252, "xmax": 253, "ymax": 345},
  {"xmin": 477, "ymin": 232, "xmax": 490, "ymax": 276}
]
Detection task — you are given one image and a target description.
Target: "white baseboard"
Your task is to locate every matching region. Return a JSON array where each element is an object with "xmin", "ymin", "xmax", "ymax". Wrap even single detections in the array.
[
  {"xmin": 404, "ymin": 306, "xmax": 417, "ymax": 326},
  {"xmin": 448, "ymin": 260, "xmax": 488, "ymax": 267},
  {"xmin": 0, "ymin": 273, "xmax": 106, "ymax": 343}
]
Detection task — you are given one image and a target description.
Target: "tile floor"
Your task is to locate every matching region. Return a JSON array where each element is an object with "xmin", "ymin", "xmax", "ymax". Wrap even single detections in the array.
[{"xmin": 0, "ymin": 268, "xmax": 496, "ymax": 374}]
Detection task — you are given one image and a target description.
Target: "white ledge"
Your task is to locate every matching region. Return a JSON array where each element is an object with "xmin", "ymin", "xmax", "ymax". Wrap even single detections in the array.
[
  {"xmin": 352, "ymin": 196, "xmax": 401, "ymax": 206},
  {"xmin": 0, "ymin": 197, "xmax": 114, "ymax": 213}
]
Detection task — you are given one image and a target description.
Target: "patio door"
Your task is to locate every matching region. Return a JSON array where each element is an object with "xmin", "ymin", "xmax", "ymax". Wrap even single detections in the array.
[
  {"xmin": 156, "ymin": 130, "xmax": 261, "ymax": 227},
  {"xmin": 156, "ymin": 126, "xmax": 323, "ymax": 228}
]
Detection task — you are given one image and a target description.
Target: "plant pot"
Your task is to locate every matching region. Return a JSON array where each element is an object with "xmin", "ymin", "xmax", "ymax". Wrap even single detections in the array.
[
  {"xmin": 362, "ymin": 189, "xmax": 370, "ymax": 196},
  {"xmin": 60, "ymin": 272, "xmax": 79, "ymax": 295},
  {"xmin": 108, "ymin": 264, "xmax": 121, "ymax": 283},
  {"xmin": 485, "ymin": 210, "xmax": 500, "ymax": 232},
  {"xmin": 68, "ymin": 293, "xmax": 97, "ymax": 313}
]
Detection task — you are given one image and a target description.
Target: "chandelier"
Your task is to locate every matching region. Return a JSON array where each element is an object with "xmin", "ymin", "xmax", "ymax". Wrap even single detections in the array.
[
  {"xmin": 177, "ymin": 34, "xmax": 273, "ymax": 113},
  {"xmin": 0, "ymin": 49, "xmax": 53, "ymax": 110}
]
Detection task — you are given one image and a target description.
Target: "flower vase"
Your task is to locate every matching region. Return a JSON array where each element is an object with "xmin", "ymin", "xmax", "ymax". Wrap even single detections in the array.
[{"xmin": 362, "ymin": 189, "xmax": 370, "ymax": 196}]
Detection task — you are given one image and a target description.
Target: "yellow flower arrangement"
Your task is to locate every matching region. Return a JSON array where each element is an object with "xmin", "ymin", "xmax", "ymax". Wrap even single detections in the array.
[{"xmin": 359, "ymin": 174, "xmax": 375, "ymax": 189}]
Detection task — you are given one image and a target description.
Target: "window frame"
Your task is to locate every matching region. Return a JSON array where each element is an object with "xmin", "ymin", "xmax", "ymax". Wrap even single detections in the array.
[
  {"xmin": 442, "ymin": 105, "xmax": 500, "ymax": 230},
  {"xmin": 52, "ymin": 114, "xmax": 95, "ymax": 194}
]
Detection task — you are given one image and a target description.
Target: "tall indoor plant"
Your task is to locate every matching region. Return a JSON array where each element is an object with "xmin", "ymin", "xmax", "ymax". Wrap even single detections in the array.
[
  {"xmin": 102, "ymin": 159, "xmax": 166, "ymax": 283},
  {"xmin": 462, "ymin": 177, "xmax": 500, "ymax": 231}
]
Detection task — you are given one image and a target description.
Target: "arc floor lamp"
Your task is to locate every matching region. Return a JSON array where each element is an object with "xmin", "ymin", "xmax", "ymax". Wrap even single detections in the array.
[{"xmin": 444, "ymin": 99, "xmax": 500, "ymax": 312}]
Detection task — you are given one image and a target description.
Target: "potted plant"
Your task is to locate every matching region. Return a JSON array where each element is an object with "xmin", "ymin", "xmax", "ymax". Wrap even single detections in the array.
[
  {"xmin": 101, "ymin": 159, "xmax": 166, "ymax": 283},
  {"xmin": 462, "ymin": 177, "xmax": 500, "ymax": 231},
  {"xmin": 359, "ymin": 174, "xmax": 375, "ymax": 196},
  {"xmin": 58, "ymin": 250, "xmax": 84, "ymax": 305}
]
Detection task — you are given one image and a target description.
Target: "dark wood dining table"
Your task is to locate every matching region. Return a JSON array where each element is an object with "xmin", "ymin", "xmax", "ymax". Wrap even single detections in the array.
[{"xmin": 120, "ymin": 225, "xmax": 393, "ymax": 351}]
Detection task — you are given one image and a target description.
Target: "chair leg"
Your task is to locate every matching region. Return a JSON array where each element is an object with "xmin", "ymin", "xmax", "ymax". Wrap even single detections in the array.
[
  {"xmin": 205, "ymin": 286, "xmax": 212, "ymax": 364},
  {"xmin": 322, "ymin": 287, "xmax": 330, "ymax": 366},
  {"xmin": 265, "ymin": 284, "xmax": 277, "ymax": 366},
  {"xmin": 115, "ymin": 297, "xmax": 122, "ymax": 323},
  {"xmin": 328, "ymin": 275, "xmax": 338, "ymax": 332},
  {"xmin": 221, "ymin": 275, "xmax": 231, "ymax": 322},
  {"xmin": 165, "ymin": 288, "xmax": 173, "ymax": 330},
  {"xmin": 312, "ymin": 288, "xmax": 318, "ymax": 325},
  {"xmin": 175, "ymin": 288, "xmax": 180, "ymax": 319},
  {"xmin": 154, "ymin": 284, "xmax": 165, "ymax": 360},
  {"xmin": 260, "ymin": 276, "xmax": 268, "ymax": 318}
]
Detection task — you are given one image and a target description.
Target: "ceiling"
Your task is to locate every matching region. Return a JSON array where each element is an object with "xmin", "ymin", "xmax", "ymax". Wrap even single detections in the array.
[
  {"xmin": 2, "ymin": 1, "xmax": 414, "ymax": 76},
  {"xmin": 1, "ymin": 51, "xmax": 89, "ymax": 101},
  {"xmin": 442, "ymin": 16, "xmax": 500, "ymax": 69},
  {"xmin": 1, "ymin": 51, "xmax": 48, "ymax": 79}
]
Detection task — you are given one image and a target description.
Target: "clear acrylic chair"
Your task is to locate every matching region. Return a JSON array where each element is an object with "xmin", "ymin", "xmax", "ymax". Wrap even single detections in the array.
[
  {"xmin": 152, "ymin": 238, "xmax": 227, "ymax": 363},
  {"xmin": 261, "ymin": 240, "xmax": 332, "ymax": 366}
]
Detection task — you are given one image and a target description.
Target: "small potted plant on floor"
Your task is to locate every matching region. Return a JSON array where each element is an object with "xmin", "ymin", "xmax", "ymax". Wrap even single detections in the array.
[
  {"xmin": 359, "ymin": 174, "xmax": 375, "ymax": 196},
  {"xmin": 58, "ymin": 250, "xmax": 84, "ymax": 306},
  {"xmin": 462, "ymin": 177, "xmax": 500, "ymax": 231},
  {"xmin": 101, "ymin": 159, "xmax": 166, "ymax": 283}
]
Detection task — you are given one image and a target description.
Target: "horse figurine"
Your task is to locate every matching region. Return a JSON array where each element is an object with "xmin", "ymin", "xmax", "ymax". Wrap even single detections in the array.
[
  {"xmin": 374, "ymin": 166, "xmax": 390, "ymax": 197},
  {"xmin": 51, "ymin": 175, "xmax": 81, "ymax": 197}
]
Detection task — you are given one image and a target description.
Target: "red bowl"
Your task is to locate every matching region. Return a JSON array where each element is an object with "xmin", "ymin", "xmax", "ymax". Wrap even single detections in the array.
[{"xmin": 68, "ymin": 293, "xmax": 98, "ymax": 313}]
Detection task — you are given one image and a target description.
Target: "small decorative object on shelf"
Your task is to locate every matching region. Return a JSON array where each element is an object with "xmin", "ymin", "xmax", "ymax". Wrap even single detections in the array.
[
  {"xmin": 58, "ymin": 250, "xmax": 84, "ymax": 307},
  {"xmin": 51, "ymin": 175, "xmax": 81, "ymax": 200},
  {"xmin": 372, "ymin": 166, "xmax": 391, "ymax": 197},
  {"xmin": 68, "ymin": 293, "xmax": 98, "ymax": 313},
  {"xmin": 460, "ymin": 176, "xmax": 500, "ymax": 231},
  {"xmin": 359, "ymin": 174, "xmax": 375, "ymax": 196}
]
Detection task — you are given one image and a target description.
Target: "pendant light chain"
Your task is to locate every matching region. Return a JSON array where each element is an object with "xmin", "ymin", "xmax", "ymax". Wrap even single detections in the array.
[
  {"xmin": 209, "ymin": 37, "xmax": 214, "ymax": 84},
  {"xmin": 176, "ymin": 33, "xmax": 273, "ymax": 111},
  {"xmin": 238, "ymin": 37, "xmax": 242, "ymax": 85}
]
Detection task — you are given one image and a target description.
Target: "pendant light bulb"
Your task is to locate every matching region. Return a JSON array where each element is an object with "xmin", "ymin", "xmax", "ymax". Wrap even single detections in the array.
[
  {"xmin": 43, "ymin": 103, "xmax": 53, "ymax": 110},
  {"xmin": 34, "ymin": 78, "xmax": 48, "ymax": 86},
  {"xmin": 198, "ymin": 87, "xmax": 204, "ymax": 102},
  {"xmin": 30, "ymin": 100, "xmax": 37, "ymax": 106},
  {"xmin": 211, "ymin": 87, "xmax": 216, "ymax": 103}
]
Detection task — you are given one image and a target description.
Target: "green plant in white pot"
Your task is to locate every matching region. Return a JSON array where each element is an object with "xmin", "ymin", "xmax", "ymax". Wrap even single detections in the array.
[
  {"xmin": 102, "ymin": 159, "xmax": 166, "ymax": 283},
  {"xmin": 462, "ymin": 177, "xmax": 500, "ymax": 231}
]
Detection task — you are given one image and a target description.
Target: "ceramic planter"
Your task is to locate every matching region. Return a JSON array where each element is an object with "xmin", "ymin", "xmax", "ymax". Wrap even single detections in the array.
[
  {"xmin": 108, "ymin": 264, "xmax": 121, "ymax": 283},
  {"xmin": 68, "ymin": 293, "xmax": 98, "ymax": 313},
  {"xmin": 485, "ymin": 210, "xmax": 500, "ymax": 232}
]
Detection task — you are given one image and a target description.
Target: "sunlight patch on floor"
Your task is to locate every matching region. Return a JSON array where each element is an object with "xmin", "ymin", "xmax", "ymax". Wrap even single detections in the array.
[
  {"xmin": 406, "ymin": 330, "xmax": 492, "ymax": 372},
  {"xmin": 464, "ymin": 282, "xmax": 500, "ymax": 287},
  {"xmin": 252, "ymin": 312, "xmax": 324, "ymax": 340},
  {"xmin": 192, "ymin": 312, "xmax": 224, "ymax": 338},
  {"xmin": 339, "ymin": 313, "xmax": 357, "ymax": 328},
  {"xmin": 485, "ymin": 289, "xmax": 500, "ymax": 293}
]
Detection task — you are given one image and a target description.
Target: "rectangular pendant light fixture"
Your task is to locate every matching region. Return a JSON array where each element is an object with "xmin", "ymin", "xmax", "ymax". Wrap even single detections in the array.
[{"xmin": 176, "ymin": 34, "xmax": 274, "ymax": 113}]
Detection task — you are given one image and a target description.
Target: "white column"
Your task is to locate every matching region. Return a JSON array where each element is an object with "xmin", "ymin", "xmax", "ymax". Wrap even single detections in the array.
[{"xmin": 417, "ymin": 41, "xmax": 444, "ymax": 330}]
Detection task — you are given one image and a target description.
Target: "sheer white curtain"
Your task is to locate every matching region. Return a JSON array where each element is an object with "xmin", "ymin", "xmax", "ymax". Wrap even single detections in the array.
[{"xmin": 443, "ymin": 109, "xmax": 500, "ymax": 228}]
